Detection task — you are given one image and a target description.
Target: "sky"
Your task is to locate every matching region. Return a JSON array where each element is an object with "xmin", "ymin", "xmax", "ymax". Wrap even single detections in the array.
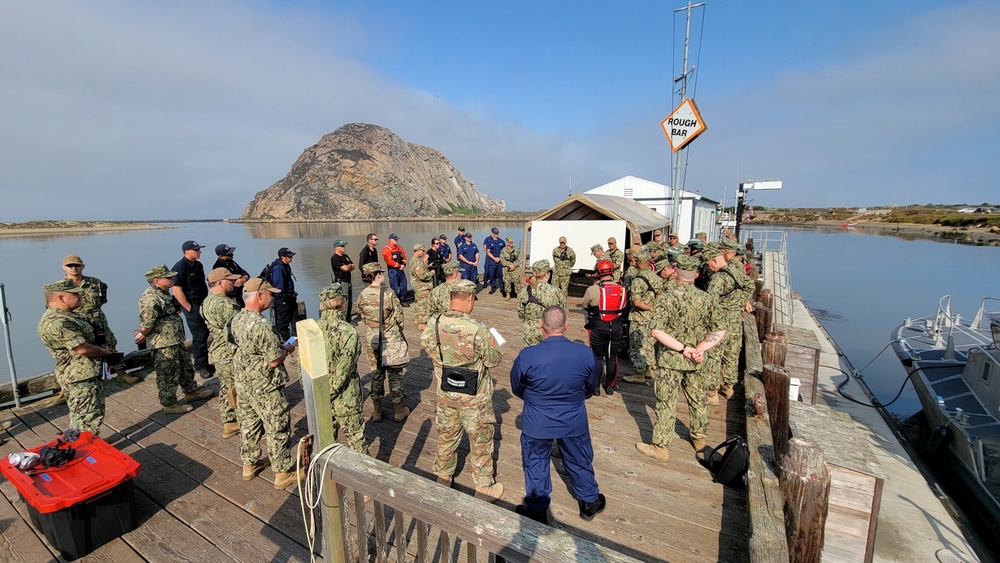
[{"xmin": 1, "ymin": 0, "xmax": 998, "ymax": 220}]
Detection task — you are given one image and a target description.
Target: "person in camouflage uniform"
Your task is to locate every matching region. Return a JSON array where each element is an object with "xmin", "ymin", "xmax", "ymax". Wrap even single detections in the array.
[
  {"xmin": 420, "ymin": 280, "xmax": 504, "ymax": 502},
  {"xmin": 499, "ymin": 237, "xmax": 521, "ymax": 300},
  {"xmin": 135, "ymin": 265, "xmax": 214, "ymax": 415},
  {"xmin": 56, "ymin": 254, "xmax": 137, "ymax": 384},
  {"xmin": 37, "ymin": 279, "xmax": 120, "ymax": 435},
  {"xmin": 427, "ymin": 262, "xmax": 463, "ymax": 318},
  {"xmin": 517, "ymin": 260, "xmax": 566, "ymax": 347},
  {"xmin": 551, "ymin": 236, "xmax": 576, "ymax": 295},
  {"xmin": 666, "ymin": 233, "xmax": 684, "ymax": 253},
  {"xmin": 317, "ymin": 283, "xmax": 366, "ymax": 454},
  {"xmin": 409, "ymin": 243, "xmax": 434, "ymax": 330},
  {"xmin": 647, "ymin": 230, "xmax": 666, "ymax": 261},
  {"xmin": 635, "ymin": 254, "xmax": 726, "ymax": 461},
  {"xmin": 202, "ymin": 268, "xmax": 242, "ymax": 439},
  {"xmin": 622, "ymin": 251, "xmax": 660, "ymax": 384},
  {"xmin": 356, "ymin": 262, "xmax": 410, "ymax": 423},
  {"xmin": 621, "ymin": 245, "xmax": 641, "ymax": 293},
  {"xmin": 230, "ymin": 278, "xmax": 304, "ymax": 488},
  {"xmin": 605, "ymin": 237, "xmax": 624, "ymax": 282},
  {"xmin": 704, "ymin": 243, "xmax": 754, "ymax": 401},
  {"xmin": 654, "ymin": 258, "xmax": 676, "ymax": 293}
]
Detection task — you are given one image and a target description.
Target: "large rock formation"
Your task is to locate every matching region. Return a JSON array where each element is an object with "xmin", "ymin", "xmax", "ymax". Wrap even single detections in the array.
[{"xmin": 242, "ymin": 123, "xmax": 505, "ymax": 220}]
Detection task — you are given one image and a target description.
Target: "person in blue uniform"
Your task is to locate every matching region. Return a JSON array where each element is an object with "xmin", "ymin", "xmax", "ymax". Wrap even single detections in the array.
[
  {"xmin": 510, "ymin": 306, "xmax": 606, "ymax": 525},
  {"xmin": 454, "ymin": 227, "xmax": 466, "ymax": 250},
  {"xmin": 268, "ymin": 247, "xmax": 299, "ymax": 342},
  {"xmin": 482, "ymin": 227, "xmax": 506, "ymax": 295},
  {"xmin": 457, "ymin": 232, "xmax": 480, "ymax": 288}
]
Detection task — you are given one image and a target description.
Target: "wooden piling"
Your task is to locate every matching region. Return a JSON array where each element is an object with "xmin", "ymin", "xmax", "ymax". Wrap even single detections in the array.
[
  {"xmin": 762, "ymin": 363, "xmax": 791, "ymax": 460},
  {"xmin": 780, "ymin": 438, "xmax": 831, "ymax": 563},
  {"xmin": 757, "ymin": 290, "xmax": 773, "ymax": 341},
  {"xmin": 763, "ymin": 330, "xmax": 787, "ymax": 367}
]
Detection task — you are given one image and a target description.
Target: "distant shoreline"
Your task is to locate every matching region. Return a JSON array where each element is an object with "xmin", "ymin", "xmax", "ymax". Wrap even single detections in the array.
[
  {"xmin": 0, "ymin": 222, "xmax": 172, "ymax": 238},
  {"xmin": 760, "ymin": 220, "xmax": 1000, "ymax": 246},
  {"xmin": 230, "ymin": 213, "xmax": 538, "ymax": 224}
]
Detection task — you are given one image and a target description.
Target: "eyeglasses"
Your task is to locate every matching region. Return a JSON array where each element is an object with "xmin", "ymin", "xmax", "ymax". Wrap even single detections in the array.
[{"xmin": 65, "ymin": 264, "xmax": 82, "ymax": 268}]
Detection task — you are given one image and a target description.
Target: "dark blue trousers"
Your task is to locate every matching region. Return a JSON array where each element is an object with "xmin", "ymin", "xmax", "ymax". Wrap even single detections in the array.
[
  {"xmin": 461, "ymin": 265, "xmax": 478, "ymax": 284},
  {"xmin": 484, "ymin": 261, "xmax": 502, "ymax": 289},
  {"xmin": 387, "ymin": 268, "xmax": 407, "ymax": 301},
  {"xmin": 182, "ymin": 302, "xmax": 210, "ymax": 372},
  {"xmin": 521, "ymin": 433, "xmax": 599, "ymax": 512}
]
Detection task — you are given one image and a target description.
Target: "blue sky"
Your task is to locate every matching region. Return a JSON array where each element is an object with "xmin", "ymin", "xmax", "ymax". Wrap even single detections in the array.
[{"xmin": 1, "ymin": 1, "xmax": 997, "ymax": 220}]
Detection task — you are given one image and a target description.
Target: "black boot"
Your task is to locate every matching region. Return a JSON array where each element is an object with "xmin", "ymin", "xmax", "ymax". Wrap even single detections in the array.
[
  {"xmin": 515, "ymin": 504, "xmax": 550, "ymax": 525},
  {"xmin": 489, "ymin": 286, "xmax": 497, "ymax": 294},
  {"xmin": 578, "ymin": 494, "xmax": 606, "ymax": 521}
]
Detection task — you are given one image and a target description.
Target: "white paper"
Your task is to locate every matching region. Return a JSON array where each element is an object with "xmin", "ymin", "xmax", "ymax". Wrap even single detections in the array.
[{"xmin": 489, "ymin": 327, "xmax": 505, "ymax": 347}]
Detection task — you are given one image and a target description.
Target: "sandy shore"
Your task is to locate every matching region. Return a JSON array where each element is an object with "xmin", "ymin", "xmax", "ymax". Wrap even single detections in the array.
[{"xmin": 0, "ymin": 223, "xmax": 172, "ymax": 238}]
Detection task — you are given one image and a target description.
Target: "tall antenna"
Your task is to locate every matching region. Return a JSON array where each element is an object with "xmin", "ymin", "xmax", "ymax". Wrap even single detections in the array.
[{"xmin": 670, "ymin": 1, "xmax": 704, "ymax": 238}]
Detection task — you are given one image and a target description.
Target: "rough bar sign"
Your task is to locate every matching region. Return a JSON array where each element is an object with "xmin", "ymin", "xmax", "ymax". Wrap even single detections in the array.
[{"xmin": 660, "ymin": 98, "xmax": 707, "ymax": 152}]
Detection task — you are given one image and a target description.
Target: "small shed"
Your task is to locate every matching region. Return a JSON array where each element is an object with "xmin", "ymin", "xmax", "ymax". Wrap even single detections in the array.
[{"xmin": 521, "ymin": 193, "xmax": 669, "ymax": 274}]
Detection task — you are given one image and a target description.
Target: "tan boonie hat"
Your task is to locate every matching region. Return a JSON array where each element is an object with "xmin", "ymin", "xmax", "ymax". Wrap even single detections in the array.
[
  {"xmin": 532, "ymin": 260, "xmax": 552, "ymax": 274},
  {"xmin": 362, "ymin": 262, "xmax": 384, "ymax": 275},
  {"xmin": 443, "ymin": 262, "xmax": 461, "ymax": 274},
  {"xmin": 244, "ymin": 278, "xmax": 280, "ymax": 293},
  {"xmin": 413, "ymin": 243, "xmax": 425, "ymax": 251},
  {"xmin": 558, "ymin": 236, "xmax": 567, "ymax": 243},
  {"xmin": 208, "ymin": 268, "xmax": 241, "ymax": 283},
  {"xmin": 43, "ymin": 279, "xmax": 83, "ymax": 294},
  {"xmin": 145, "ymin": 264, "xmax": 177, "ymax": 281},
  {"xmin": 590, "ymin": 244, "xmax": 603, "ymax": 255},
  {"xmin": 62, "ymin": 254, "xmax": 84, "ymax": 267},
  {"xmin": 449, "ymin": 280, "xmax": 477, "ymax": 295}
]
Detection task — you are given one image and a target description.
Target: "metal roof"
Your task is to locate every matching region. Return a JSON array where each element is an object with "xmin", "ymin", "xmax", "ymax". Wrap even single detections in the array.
[{"xmin": 529, "ymin": 193, "xmax": 670, "ymax": 235}]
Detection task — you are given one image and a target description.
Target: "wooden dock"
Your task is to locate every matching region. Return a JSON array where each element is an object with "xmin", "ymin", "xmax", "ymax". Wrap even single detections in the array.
[{"xmin": 0, "ymin": 288, "xmax": 748, "ymax": 562}]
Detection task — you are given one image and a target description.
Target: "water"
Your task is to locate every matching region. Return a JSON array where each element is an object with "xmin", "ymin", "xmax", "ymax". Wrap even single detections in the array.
[
  {"xmin": 3, "ymin": 221, "xmax": 998, "ymax": 417},
  {"xmin": 0, "ymin": 220, "xmax": 523, "ymax": 385}
]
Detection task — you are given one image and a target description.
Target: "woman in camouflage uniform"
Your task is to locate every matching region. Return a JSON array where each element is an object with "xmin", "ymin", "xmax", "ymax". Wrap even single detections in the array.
[
  {"xmin": 355, "ymin": 262, "xmax": 410, "ymax": 423},
  {"xmin": 517, "ymin": 260, "xmax": 566, "ymax": 347},
  {"xmin": 409, "ymin": 243, "xmax": 435, "ymax": 330},
  {"xmin": 317, "ymin": 283, "xmax": 366, "ymax": 453}
]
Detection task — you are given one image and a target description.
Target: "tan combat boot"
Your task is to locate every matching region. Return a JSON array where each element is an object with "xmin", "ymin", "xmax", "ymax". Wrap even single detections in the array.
[
  {"xmin": 163, "ymin": 403, "xmax": 193, "ymax": 415},
  {"xmin": 46, "ymin": 391, "xmax": 67, "ymax": 406},
  {"xmin": 707, "ymin": 388, "xmax": 720, "ymax": 406},
  {"xmin": 621, "ymin": 373, "xmax": 645, "ymax": 384},
  {"xmin": 222, "ymin": 422, "xmax": 239, "ymax": 439},
  {"xmin": 274, "ymin": 467, "xmax": 307, "ymax": 489},
  {"xmin": 635, "ymin": 442, "xmax": 670, "ymax": 461},
  {"xmin": 691, "ymin": 438, "xmax": 706, "ymax": 451},
  {"xmin": 371, "ymin": 402, "xmax": 383, "ymax": 422},
  {"xmin": 242, "ymin": 460, "xmax": 267, "ymax": 481},
  {"xmin": 719, "ymin": 383, "xmax": 735, "ymax": 399},
  {"xmin": 184, "ymin": 386, "xmax": 214, "ymax": 402},
  {"xmin": 393, "ymin": 403, "xmax": 410, "ymax": 422},
  {"xmin": 436, "ymin": 475, "xmax": 453, "ymax": 488},
  {"xmin": 474, "ymin": 482, "xmax": 504, "ymax": 503},
  {"xmin": 116, "ymin": 372, "xmax": 141, "ymax": 384}
]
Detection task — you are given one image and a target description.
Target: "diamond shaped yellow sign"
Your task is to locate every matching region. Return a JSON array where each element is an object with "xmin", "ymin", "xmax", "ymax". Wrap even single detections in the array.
[{"xmin": 661, "ymin": 98, "xmax": 707, "ymax": 152}]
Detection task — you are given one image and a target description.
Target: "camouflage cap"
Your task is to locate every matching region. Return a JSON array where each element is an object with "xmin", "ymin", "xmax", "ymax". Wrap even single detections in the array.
[
  {"xmin": 62, "ymin": 254, "xmax": 84, "ymax": 266},
  {"xmin": 590, "ymin": 244, "xmax": 603, "ymax": 255},
  {"xmin": 362, "ymin": 262, "xmax": 384, "ymax": 275},
  {"xmin": 532, "ymin": 260, "xmax": 552, "ymax": 274},
  {"xmin": 145, "ymin": 264, "xmax": 177, "ymax": 281},
  {"xmin": 244, "ymin": 278, "xmax": 280, "ymax": 293},
  {"xmin": 505, "ymin": 236, "xmax": 514, "ymax": 243},
  {"xmin": 43, "ymin": 278, "xmax": 83, "ymax": 294},
  {"xmin": 318, "ymin": 283, "xmax": 346, "ymax": 301},
  {"xmin": 207, "ymin": 267, "xmax": 241, "ymax": 283},
  {"xmin": 653, "ymin": 229, "xmax": 663, "ymax": 236},
  {"xmin": 674, "ymin": 254, "xmax": 701, "ymax": 271},
  {"xmin": 607, "ymin": 236, "xmax": 617, "ymax": 244},
  {"xmin": 558, "ymin": 236, "xmax": 567, "ymax": 243},
  {"xmin": 443, "ymin": 261, "xmax": 462, "ymax": 274},
  {"xmin": 413, "ymin": 243, "xmax": 425, "ymax": 251},
  {"xmin": 633, "ymin": 250, "xmax": 651, "ymax": 263},
  {"xmin": 700, "ymin": 247, "xmax": 723, "ymax": 262},
  {"xmin": 654, "ymin": 259, "xmax": 674, "ymax": 274},
  {"xmin": 449, "ymin": 280, "xmax": 478, "ymax": 295},
  {"xmin": 718, "ymin": 239, "xmax": 740, "ymax": 250},
  {"xmin": 695, "ymin": 232, "xmax": 707, "ymax": 239},
  {"xmin": 686, "ymin": 239, "xmax": 704, "ymax": 250}
]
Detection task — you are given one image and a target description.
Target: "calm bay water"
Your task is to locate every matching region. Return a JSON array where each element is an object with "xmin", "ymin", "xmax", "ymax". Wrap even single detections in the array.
[{"xmin": 2, "ymin": 221, "xmax": 998, "ymax": 416}]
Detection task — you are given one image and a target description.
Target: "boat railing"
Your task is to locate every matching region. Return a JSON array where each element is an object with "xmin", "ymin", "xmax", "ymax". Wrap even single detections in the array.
[
  {"xmin": 970, "ymin": 297, "xmax": 1000, "ymax": 330},
  {"xmin": 741, "ymin": 230, "xmax": 793, "ymax": 325}
]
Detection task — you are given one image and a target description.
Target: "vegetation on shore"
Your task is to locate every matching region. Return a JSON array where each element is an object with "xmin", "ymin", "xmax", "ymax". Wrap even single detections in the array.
[
  {"xmin": 744, "ymin": 204, "xmax": 1000, "ymax": 229},
  {"xmin": 0, "ymin": 220, "xmax": 158, "ymax": 230}
]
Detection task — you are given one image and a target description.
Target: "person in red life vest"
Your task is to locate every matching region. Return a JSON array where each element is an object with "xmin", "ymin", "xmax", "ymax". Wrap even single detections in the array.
[
  {"xmin": 580, "ymin": 260, "xmax": 627, "ymax": 395},
  {"xmin": 382, "ymin": 233, "xmax": 409, "ymax": 303}
]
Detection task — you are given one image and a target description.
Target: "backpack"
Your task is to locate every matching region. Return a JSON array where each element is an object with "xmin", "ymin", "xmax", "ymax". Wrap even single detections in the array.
[
  {"xmin": 699, "ymin": 436, "xmax": 749, "ymax": 488},
  {"xmin": 597, "ymin": 282, "xmax": 627, "ymax": 322}
]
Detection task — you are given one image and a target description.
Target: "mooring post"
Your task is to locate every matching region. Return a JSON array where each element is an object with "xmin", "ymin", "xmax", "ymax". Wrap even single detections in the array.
[
  {"xmin": 757, "ymin": 289, "xmax": 773, "ymax": 341},
  {"xmin": 780, "ymin": 438, "xmax": 831, "ymax": 563},
  {"xmin": 763, "ymin": 330, "xmax": 787, "ymax": 367},
  {"xmin": 297, "ymin": 319, "xmax": 348, "ymax": 563},
  {"xmin": 762, "ymin": 363, "xmax": 791, "ymax": 460}
]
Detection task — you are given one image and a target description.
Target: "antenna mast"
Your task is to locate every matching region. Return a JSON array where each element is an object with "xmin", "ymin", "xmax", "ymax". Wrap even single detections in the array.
[{"xmin": 670, "ymin": 1, "xmax": 704, "ymax": 238}]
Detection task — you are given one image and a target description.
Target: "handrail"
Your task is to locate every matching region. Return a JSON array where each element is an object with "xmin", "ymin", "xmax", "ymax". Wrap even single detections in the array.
[{"xmin": 970, "ymin": 297, "xmax": 1000, "ymax": 330}]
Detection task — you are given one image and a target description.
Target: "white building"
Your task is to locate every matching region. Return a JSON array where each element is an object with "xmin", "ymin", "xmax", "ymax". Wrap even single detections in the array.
[{"xmin": 585, "ymin": 175, "xmax": 719, "ymax": 243}]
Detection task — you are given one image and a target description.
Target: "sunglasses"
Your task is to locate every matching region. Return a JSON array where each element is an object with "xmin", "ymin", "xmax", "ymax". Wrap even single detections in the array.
[{"xmin": 65, "ymin": 264, "xmax": 82, "ymax": 268}]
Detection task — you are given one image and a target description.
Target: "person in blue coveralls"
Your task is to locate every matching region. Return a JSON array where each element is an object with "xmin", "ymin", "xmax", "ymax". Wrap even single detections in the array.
[
  {"xmin": 482, "ymin": 227, "xmax": 506, "ymax": 296},
  {"xmin": 457, "ymin": 232, "xmax": 480, "ymax": 288},
  {"xmin": 509, "ymin": 306, "xmax": 606, "ymax": 525},
  {"xmin": 454, "ymin": 227, "xmax": 467, "ymax": 250}
]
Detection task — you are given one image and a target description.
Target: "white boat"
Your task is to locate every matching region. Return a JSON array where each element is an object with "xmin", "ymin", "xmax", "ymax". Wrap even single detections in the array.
[{"xmin": 891, "ymin": 296, "xmax": 1000, "ymax": 523}]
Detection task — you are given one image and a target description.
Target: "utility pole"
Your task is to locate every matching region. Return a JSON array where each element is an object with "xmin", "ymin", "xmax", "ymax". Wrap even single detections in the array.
[{"xmin": 670, "ymin": 1, "xmax": 704, "ymax": 238}]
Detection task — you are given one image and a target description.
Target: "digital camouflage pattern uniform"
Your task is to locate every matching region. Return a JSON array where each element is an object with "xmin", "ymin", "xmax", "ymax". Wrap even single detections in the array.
[
  {"xmin": 138, "ymin": 268, "xmax": 199, "ymax": 407},
  {"xmin": 517, "ymin": 261, "xmax": 566, "ymax": 347},
  {"xmin": 230, "ymin": 307, "xmax": 294, "ymax": 473},
  {"xmin": 409, "ymin": 246, "xmax": 435, "ymax": 328},
  {"xmin": 71, "ymin": 275, "xmax": 117, "ymax": 350},
  {"xmin": 317, "ymin": 284, "xmax": 366, "ymax": 453},
  {"xmin": 551, "ymin": 242, "xmax": 576, "ymax": 295},
  {"xmin": 628, "ymin": 253, "xmax": 661, "ymax": 373},
  {"xmin": 202, "ymin": 291, "xmax": 240, "ymax": 425},
  {"xmin": 606, "ymin": 247, "xmax": 625, "ymax": 282},
  {"xmin": 356, "ymin": 265, "xmax": 409, "ymax": 413},
  {"xmin": 648, "ymin": 259, "xmax": 722, "ymax": 448},
  {"xmin": 426, "ymin": 262, "xmax": 462, "ymax": 318},
  {"xmin": 705, "ymin": 253, "xmax": 754, "ymax": 389},
  {"xmin": 499, "ymin": 239, "xmax": 521, "ymax": 297},
  {"xmin": 37, "ymin": 284, "xmax": 105, "ymax": 434},
  {"xmin": 420, "ymin": 281, "xmax": 503, "ymax": 486}
]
